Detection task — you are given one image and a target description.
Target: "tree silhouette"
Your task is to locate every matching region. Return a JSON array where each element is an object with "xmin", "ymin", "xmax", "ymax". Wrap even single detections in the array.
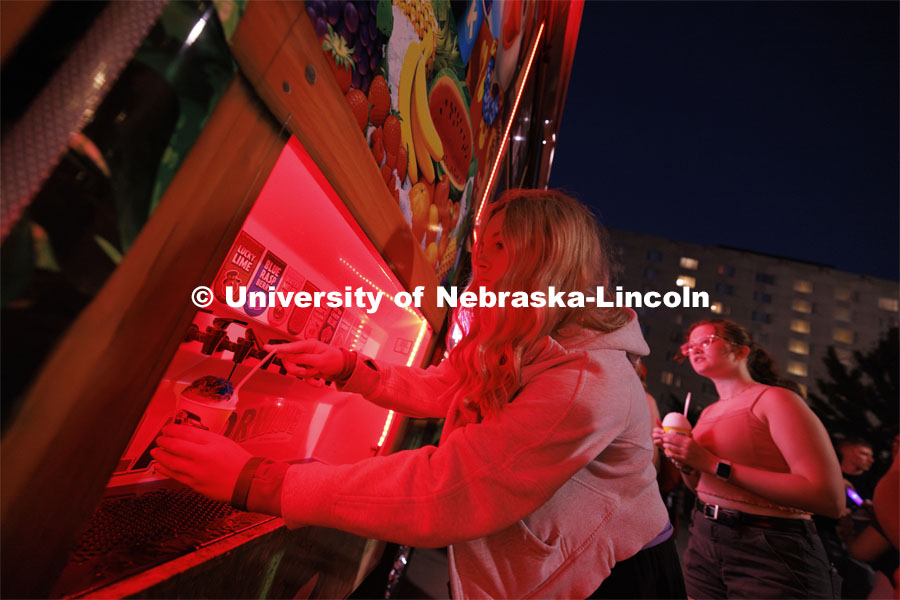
[{"xmin": 808, "ymin": 327, "xmax": 899, "ymax": 470}]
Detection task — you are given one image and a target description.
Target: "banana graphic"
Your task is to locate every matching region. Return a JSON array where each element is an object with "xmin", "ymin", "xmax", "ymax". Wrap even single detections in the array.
[
  {"xmin": 412, "ymin": 53, "xmax": 444, "ymax": 163},
  {"xmin": 399, "ymin": 41, "xmax": 420, "ymax": 184},
  {"xmin": 411, "ymin": 94, "xmax": 435, "ymax": 183}
]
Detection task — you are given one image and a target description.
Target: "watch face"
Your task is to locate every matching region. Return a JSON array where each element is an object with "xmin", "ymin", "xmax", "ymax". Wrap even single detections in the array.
[{"xmin": 716, "ymin": 461, "xmax": 732, "ymax": 480}]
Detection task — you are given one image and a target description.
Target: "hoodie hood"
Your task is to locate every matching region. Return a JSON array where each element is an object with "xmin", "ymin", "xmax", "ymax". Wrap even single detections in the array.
[{"xmin": 519, "ymin": 309, "xmax": 649, "ymax": 388}]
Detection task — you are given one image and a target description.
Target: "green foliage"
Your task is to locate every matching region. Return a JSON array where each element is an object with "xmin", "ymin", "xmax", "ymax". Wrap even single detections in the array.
[{"xmin": 808, "ymin": 327, "xmax": 899, "ymax": 467}]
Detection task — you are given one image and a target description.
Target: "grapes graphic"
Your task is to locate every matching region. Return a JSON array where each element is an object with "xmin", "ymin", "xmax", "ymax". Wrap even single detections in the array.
[{"xmin": 307, "ymin": 0, "xmax": 388, "ymax": 94}]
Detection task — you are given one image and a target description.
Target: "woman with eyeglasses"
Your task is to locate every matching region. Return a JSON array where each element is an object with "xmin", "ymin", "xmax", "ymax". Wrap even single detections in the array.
[{"xmin": 652, "ymin": 318, "xmax": 844, "ymax": 599}]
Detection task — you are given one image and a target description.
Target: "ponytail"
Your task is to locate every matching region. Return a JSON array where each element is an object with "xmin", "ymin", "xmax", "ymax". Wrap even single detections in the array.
[{"xmin": 746, "ymin": 342, "xmax": 803, "ymax": 396}]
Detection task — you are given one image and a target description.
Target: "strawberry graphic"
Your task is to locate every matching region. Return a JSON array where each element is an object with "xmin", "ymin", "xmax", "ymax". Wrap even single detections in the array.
[
  {"xmin": 322, "ymin": 25, "xmax": 354, "ymax": 93},
  {"xmin": 381, "ymin": 163, "xmax": 393, "ymax": 185},
  {"xmin": 368, "ymin": 75, "xmax": 390, "ymax": 127},
  {"xmin": 383, "ymin": 114, "xmax": 402, "ymax": 161},
  {"xmin": 370, "ymin": 126, "xmax": 385, "ymax": 164},
  {"xmin": 345, "ymin": 89, "xmax": 370, "ymax": 131}
]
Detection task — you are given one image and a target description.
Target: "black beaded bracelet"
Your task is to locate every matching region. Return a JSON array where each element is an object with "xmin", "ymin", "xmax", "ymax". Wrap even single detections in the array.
[{"xmin": 231, "ymin": 457, "xmax": 266, "ymax": 511}]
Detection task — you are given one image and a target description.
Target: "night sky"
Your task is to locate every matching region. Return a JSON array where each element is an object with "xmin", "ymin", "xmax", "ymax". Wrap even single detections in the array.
[{"xmin": 550, "ymin": 1, "xmax": 899, "ymax": 282}]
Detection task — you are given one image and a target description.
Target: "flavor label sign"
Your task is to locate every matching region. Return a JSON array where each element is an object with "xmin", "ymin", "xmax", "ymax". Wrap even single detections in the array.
[
  {"xmin": 267, "ymin": 267, "xmax": 306, "ymax": 327},
  {"xmin": 317, "ymin": 306, "xmax": 344, "ymax": 344},
  {"xmin": 244, "ymin": 251, "xmax": 286, "ymax": 317},
  {"xmin": 330, "ymin": 313, "xmax": 355, "ymax": 348},
  {"xmin": 287, "ymin": 280, "xmax": 321, "ymax": 335},
  {"xmin": 214, "ymin": 231, "xmax": 264, "ymax": 304}
]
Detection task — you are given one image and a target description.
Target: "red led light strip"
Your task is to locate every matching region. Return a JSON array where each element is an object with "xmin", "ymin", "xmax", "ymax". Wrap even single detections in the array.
[
  {"xmin": 376, "ymin": 316, "xmax": 429, "ymax": 450},
  {"xmin": 473, "ymin": 21, "xmax": 546, "ymax": 239}
]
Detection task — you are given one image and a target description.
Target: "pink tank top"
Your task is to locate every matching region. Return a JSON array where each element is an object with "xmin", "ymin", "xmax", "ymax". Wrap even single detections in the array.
[{"xmin": 693, "ymin": 387, "xmax": 809, "ymax": 516}]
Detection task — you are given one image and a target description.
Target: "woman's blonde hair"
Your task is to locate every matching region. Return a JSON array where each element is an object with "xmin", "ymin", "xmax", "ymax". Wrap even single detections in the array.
[{"xmin": 448, "ymin": 189, "xmax": 630, "ymax": 418}]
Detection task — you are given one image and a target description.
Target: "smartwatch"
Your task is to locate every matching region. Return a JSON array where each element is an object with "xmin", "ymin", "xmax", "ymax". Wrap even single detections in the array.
[{"xmin": 715, "ymin": 460, "xmax": 733, "ymax": 481}]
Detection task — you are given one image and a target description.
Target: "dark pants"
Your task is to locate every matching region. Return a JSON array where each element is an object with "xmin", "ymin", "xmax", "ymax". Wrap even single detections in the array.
[
  {"xmin": 588, "ymin": 534, "xmax": 686, "ymax": 599},
  {"xmin": 683, "ymin": 508, "xmax": 841, "ymax": 599}
]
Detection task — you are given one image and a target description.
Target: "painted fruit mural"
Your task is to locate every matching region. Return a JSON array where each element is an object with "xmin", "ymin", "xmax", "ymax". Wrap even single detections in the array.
[{"xmin": 310, "ymin": 0, "xmax": 536, "ymax": 286}]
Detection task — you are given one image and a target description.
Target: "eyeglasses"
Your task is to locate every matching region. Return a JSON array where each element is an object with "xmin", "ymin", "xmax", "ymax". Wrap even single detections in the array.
[{"xmin": 680, "ymin": 335, "xmax": 729, "ymax": 356}]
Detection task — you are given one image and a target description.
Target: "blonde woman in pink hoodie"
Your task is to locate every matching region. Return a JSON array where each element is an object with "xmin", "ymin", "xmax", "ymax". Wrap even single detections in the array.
[{"xmin": 154, "ymin": 189, "xmax": 684, "ymax": 599}]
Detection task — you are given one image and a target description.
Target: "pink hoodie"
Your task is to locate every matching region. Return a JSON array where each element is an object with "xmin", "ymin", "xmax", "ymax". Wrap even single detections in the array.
[{"xmin": 279, "ymin": 313, "xmax": 667, "ymax": 598}]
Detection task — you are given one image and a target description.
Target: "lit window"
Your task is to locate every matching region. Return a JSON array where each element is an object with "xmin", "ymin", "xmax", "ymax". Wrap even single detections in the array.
[
  {"xmin": 794, "ymin": 280, "xmax": 813, "ymax": 293},
  {"xmin": 756, "ymin": 273, "xmax": 776, "ymax": 285},
  {"xmin": 835, "ymin": 287, "xmax": 852, "ymax": 301},
  {"xmin": 792, "ymin": 299, "xmax": 812, "ymax": 314},
  {"xmin": 833, "ymin": 328, "xmax": 854, "ymax": 344},
  {"xmin": 710, "ymin": 302, "xmax": 724, "ymax": 314},
  {"xmin": 834, "ymin": 307, "xmax": 851, "ymax": 322},
  {"xmin": 680, "ymin": 257, "xmax": 699, "ymax": 270},
  {"xmin": 647, "ymin": 250, "xmax": 662, "ymax": 262},
  {"xmin": 878, "ymin": 297, "xmax": 899, "ymax": 312},
  {"xmin": 787, "ymin": 361, "xmax": 808, "ymax": 377},
  {"xmin": 717, "ymin": 265, "xmax": 735, "ymax": 277},
  {"xmin": 791, "ymin": 319, "xmax": 811, "ymax": 334},
  {"xmin": 796, "ymin": 383, "xmax": 807, "ymax": 397},
  {"xmin": 715, "ymin": 282, "xmax": 733, "ymax": 296},
  {"xmin": 660, "ymin": 371, "xmax": 674, "ymax": 385},
  {"xmin": 789, "ymin": 339, "xmax": 809, "ymax": 355},
  {"xmin": 676, "ymin": 275, "xmax": 696, "ymax": 288},
  {"xmin": 753, "ymin": 291, "xmax": 772, "ymax": 303}
]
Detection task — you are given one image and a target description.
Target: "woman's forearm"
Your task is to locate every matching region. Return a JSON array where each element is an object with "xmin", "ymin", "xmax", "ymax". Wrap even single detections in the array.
[{"xmin": 698, "ymin": 455, "xmax": 843, "ymax": 516}]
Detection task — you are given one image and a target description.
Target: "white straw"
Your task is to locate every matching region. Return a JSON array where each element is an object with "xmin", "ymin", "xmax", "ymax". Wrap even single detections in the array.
[
  {"xmin": 683, "ymin": 392, "xmax": 692, "ymax": 417},
  {"xmin": 234, "ymin": 349, "xmax": 277, "ymax": 392}
]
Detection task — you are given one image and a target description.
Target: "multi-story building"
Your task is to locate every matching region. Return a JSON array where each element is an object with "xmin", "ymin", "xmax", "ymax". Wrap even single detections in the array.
[{"xmin": 608, "ymin": 228, "xmax": 899, "ymax": 418}]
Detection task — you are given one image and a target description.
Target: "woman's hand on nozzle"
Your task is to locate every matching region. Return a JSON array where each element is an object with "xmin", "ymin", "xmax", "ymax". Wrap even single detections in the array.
[{"xmin": 264, "ymin": 340, "xmax": 344, "ymax": 380}]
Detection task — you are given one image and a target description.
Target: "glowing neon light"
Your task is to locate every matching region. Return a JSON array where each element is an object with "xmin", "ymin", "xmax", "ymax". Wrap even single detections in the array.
[
  {"xmin": 377, "ymin": 320, "xmax": 429, "ymax": 451},
  {"xmin": 473, "ymin": 21, "xmax": 546, "ymax": 238},
  {"xmin": 376, "ymin": 410, "xmax": 395, "ymax": 450},
  {"xmin": 339, "ymin": 257, "xmax": 423, "ymax": 320}
]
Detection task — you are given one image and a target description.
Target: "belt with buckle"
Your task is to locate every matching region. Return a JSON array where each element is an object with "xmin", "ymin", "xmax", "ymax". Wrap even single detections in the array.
[{"xmin": 695, "ymin": 499, "xmax": 814, "ymax": 535}]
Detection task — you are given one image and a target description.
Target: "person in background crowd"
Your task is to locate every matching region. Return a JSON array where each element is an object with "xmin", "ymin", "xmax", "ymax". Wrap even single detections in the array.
[
  {"xmin": 816, "ymin": 435, "xmax": 883, "ymax": 598},
  {"xmin": 153, "ymin": 189, "xmax": 686, "ymax": 599},
  {"xmin": 839, "ymin": 437, "xmax": 877, "ymax": 502},
  {"xmin": 634, "ymin": 359, "xmax": 662, "ymax": 474},
  {"xmin": 842, "ymin": 437, "xmax": 900, "ymax": 599},
  {"xmin": 653, "ymin": 318, "xmax": 844, "ymax": 599},
  {"xmin": 634, "ymin": 359, "xmax": 682, "ymax": 526}
]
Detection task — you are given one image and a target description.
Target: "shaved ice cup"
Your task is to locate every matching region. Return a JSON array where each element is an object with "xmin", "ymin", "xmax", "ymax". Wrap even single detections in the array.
[
  {"xmin": 661, "ymin": 412, "xmax": 692, "ymax": 457},
  {"xmin": 173, "ymin": 386, "xmax": 237, "ymax": 434}
]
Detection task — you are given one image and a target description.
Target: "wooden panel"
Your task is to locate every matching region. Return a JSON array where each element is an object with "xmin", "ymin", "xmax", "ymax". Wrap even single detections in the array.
[
  {"xmin": 227, "ymin": 0, "xmax": 304, "ymax": 86},
  {"xmin": 0, "ymin": 76, "xmax": 287, "ymax": 598},
  {"xmin": 0, "ymin": 0, "xmax": 51, "ymax": 65},
  {"xmin": 232, "ymin": 0, "xmax": 448, "ymax": 331}
]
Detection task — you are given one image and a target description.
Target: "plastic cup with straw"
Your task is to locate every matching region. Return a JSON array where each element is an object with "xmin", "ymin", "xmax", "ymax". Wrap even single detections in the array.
[
  {"xmin": 174, "ymin": 349, "xmax": 277, "ymax": 434},
  {"xmin": 661, "ymin": 393, "xmax": 693, "ymax": 456}
]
